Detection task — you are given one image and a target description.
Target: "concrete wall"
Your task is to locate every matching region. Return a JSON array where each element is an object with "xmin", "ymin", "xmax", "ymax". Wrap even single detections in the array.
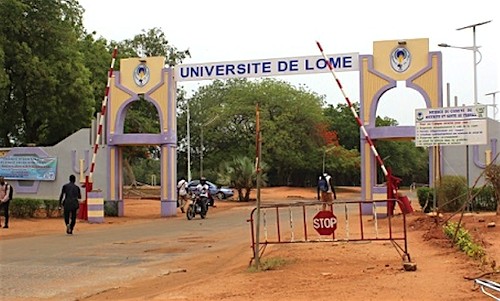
[{"xmin": 6, "ymin": 128, "xmax": 107, "ymax": 200}]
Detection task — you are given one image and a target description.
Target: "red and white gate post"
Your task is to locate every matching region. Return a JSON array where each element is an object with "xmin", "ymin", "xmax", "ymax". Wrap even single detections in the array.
[{"xmin": 79, "ymin": 47, "xmax": 118, "ymax": 220}]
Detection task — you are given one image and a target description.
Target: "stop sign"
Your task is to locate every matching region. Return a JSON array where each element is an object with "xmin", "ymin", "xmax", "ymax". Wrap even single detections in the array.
[{"xmin": 313, "ymin": 210, "xmax": 337, "ymax": 235}]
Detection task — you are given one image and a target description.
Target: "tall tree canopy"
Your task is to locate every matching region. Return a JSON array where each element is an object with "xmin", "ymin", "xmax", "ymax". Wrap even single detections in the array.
[
  {"xmin": 178, "ymin": 78, "xmax": 332, "ymax": 186},
  {"xmin": 0, "ymin": 0, "xmax": 94, "ymax": 146}
]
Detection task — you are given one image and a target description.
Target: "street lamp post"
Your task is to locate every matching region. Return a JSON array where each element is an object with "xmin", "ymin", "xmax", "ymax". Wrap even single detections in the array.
[
  {"xmin": 485, "ymin": 91, "xmax": 499, "ymax": 121},
  {"xmin": 438, "ymin": 20, "xmax": 491, "ymax": 104},
  {"xmin": 187, "ymin": 103, "xmax": 191, "ymax": 182},
  {"xmin": 438, "ymin": 20, "xmax": 492, "ymax": 191}
]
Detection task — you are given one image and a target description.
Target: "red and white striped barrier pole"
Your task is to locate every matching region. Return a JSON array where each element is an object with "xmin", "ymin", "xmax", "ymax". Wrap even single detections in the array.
[
  {"xmin": 316, "ymin": 41, "xmax": 405, "ymax": 215},
  {"xmin": 87, "ymin": 46, "xmax": 118, "ymax": 192},
  {"xmin": 316, "ymin": 41, "xmax": 389, "ymax": 178}
]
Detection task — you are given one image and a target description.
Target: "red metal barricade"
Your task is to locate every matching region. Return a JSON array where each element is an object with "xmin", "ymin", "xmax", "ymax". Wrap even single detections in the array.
[{"xmin": 248, "ymin": 199, "xmax": 413, "ymax": 267}]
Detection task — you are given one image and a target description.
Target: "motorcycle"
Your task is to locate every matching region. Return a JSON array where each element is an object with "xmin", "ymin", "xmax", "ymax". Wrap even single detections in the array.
[{"xmin": 186, "ymin": 191, "xmax": 208, "ymax": 220}]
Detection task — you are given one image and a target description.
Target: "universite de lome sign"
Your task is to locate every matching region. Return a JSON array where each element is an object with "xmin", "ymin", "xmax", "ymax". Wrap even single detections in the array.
[{"xmin": 175, "ymin": 53, "xmax": 359, "ymax": 82}]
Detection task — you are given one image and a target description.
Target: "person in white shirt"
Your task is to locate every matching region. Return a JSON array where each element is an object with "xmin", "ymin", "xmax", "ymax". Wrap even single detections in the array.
[
  {"xmin": 321, "ymin": 172, "xmax": 337, "ymax": 210},
  {"xmin": 177, "ymin": 177, "xmax": 189, "ymax": 213},
  {"xmin": 195, "ymin": 177, "xmax": 210, "ymax": 215}
]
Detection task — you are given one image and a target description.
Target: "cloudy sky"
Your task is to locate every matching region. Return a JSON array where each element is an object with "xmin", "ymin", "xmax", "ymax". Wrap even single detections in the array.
[{"xmin": 78, "ymin": 0, "xmax": 499, "ymax": 124}]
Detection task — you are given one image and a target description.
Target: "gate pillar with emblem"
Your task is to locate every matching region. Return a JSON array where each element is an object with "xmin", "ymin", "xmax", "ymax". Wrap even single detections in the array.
[
  {"xmin": 359, "ymin": 38, "xmax": 442, "ymax": 210},
  {"xmin": 107, "ymin": 57, "xmax": 177, "ymax": 217}
]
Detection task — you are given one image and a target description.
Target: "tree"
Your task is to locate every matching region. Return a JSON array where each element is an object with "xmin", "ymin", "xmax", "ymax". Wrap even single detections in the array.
[
  {"xmin": 217, "ymin": 156, "xmax": 268, "ymax": 201},
  {"xmin": 322, "ymin": 103, "xmax": 428, "ymax": 186},
  {"xmin": 78, "ymin": 32, "xmax": 114, "ymax": 115},
  {"xmin": 0, "ymin": 36, "xmax": 9, "ymax": 146},
  {"xmin": 179, "ymin": 78, "xmax": 329, "ymax": 186},
  {"xmin": 484, "ymin": 163, "xmax": 500, "ymax": 215},
  {"xmin": 324, "ymin": 103, "xmax": 361, "ymax": 150},
  {"xmin": 373, "ymin": 116, "xmax": 428, "ymax": 186},
  {"xmin": 115, "ymin": 27, "xmax": 190, "ymax": 67},
  {"xmin": 0, "ymin": 0, "xmax": 94, "ymax": 146},
  {"xmin": 122, "ymin": 98, "xmax": 160, "ymax": 186}
]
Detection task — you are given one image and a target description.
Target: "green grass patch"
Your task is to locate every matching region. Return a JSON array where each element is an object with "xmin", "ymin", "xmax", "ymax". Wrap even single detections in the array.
[
  {"xmin": 443, "ymin": 222, "xmax": 485, "ymax": 260},
  {"xmin": 248, "ymin": 257, "xmax": 289, "ymax": 272}
]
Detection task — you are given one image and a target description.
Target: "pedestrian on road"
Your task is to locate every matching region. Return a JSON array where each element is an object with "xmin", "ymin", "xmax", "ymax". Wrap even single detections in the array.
[
  {"xmin": 0, "ymin": 176, "xmax": 12, "ymax": 228},
  {"xmin": 177, "ymin": 177, "xmax": 189, "ymax": 213},
  {"xmin": 59, "ymin": 174, "xmax": 82, "ymax": 235},
  {"xmin": 317, "ymin": 172, "xmax": 337, "ymax": 211}
]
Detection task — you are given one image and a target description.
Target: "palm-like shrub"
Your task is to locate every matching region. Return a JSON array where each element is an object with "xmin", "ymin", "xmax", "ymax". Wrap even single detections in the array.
[{"xmin": 217, "ymin": 156, "xmax": 268, "ymax": 201}]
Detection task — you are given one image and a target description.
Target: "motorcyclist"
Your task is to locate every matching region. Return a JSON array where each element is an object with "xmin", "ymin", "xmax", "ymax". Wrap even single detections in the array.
[{"xmin": 196, "ymin": 177, "xmax": 209, "ymax": 214}]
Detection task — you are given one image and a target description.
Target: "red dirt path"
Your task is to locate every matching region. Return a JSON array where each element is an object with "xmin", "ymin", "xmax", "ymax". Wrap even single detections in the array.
[{"xmin": 2, "ymin": 186, "xmax": 499, "ymax": 301}]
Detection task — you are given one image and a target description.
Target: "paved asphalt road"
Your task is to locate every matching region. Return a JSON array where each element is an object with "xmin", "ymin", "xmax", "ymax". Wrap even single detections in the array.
[{"xmin": 0, "ymin": 205, "xmax": 254, "ymax": 301}]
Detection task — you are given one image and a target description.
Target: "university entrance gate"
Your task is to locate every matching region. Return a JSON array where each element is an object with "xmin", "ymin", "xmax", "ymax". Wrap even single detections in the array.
[{"xmin": 100, "ymin": 38, "xmax": 441, "ymax": 217}]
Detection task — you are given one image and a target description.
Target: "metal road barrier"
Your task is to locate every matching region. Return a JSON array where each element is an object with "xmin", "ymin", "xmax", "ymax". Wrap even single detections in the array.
[
  {"xmin": 475, "ymin": 279, "xmax": 500, "ymax": 300},
  {"xmin": 248, "ymin": 199, "xmax": 415, "ymax": 269}
]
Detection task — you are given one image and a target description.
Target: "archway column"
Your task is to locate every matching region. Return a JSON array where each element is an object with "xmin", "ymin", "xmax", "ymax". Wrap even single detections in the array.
[
  {"xmin": 160, "ymin": 143, "xmax": 177, "ymax": 217},
  {"xmin": 106, "ymin": 145, "xmax": 124, "ymax": 216}
]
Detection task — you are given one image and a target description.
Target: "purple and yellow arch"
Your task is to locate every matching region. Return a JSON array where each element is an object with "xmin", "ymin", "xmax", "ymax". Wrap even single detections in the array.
[
  {"xmin": 359, "ymin": 38, "xmax": 442, "ymax": 203},
  {"xmin": 107, "ymin": 57, "xmax": 177, "ymax": 217}
]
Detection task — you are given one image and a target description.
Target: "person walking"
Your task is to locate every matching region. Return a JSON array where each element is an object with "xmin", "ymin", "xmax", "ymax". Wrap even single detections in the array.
[
  {"xmin": 58, "ymin": 174, "xmax": 82, "ymax": 235},
  {"xmin": 317, "ymin": 172, "xmax": 337, "ymax": 211},
  {"xmin": 177, "ymin": 177, "xmax": 189, "ymax": 213},
  {"xmin": 0, "ymin": 176, "xmax": 12, "ymax": 229}
]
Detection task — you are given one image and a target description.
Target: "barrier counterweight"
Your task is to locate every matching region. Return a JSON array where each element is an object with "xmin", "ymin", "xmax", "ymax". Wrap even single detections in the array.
[{"xmin": 87, "ymin": 191, "xmax": 104, "ymax": 223}]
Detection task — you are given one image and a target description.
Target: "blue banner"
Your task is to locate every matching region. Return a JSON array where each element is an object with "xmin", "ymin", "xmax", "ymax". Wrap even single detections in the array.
[{"xmin": 0, "ymin": 156, "xmax": 57, "ymax": 181}]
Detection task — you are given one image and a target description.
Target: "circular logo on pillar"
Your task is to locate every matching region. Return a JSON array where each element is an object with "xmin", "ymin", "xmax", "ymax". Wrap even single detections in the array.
[
  {"xmin": 390, "ymin": 47, "xmax": 411, "ymax": 73},
  {"xmin": 133, "ymin": 63, "xmax": 150, "ymax": 87}
]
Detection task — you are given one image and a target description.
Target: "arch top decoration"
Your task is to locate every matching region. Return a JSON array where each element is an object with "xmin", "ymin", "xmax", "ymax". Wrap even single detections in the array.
[{"xmin": 108, "ymin": 57, "xmax": 176, "ymax": 144}]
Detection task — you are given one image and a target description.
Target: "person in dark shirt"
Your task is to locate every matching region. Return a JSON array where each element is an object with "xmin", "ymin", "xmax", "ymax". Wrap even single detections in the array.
[
  {"xmin": 0, "ymin": 176, "xmax": 12, "ymax": 228},
  {"xmin": 59, "ymin": 174, "xmax": 82, "ymax": 235}
]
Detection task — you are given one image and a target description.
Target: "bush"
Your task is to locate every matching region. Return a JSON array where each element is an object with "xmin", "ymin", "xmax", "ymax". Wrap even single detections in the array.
[
  {"xmin": 416, "ymin": 187, "xmax": 434, "ymax": 213},
  {"xmin": 104, "ymin": 200, "xmax": 118, "ymax": 216},
  {"xmin": 43, "ymin": 199, "xmax": 61, "ymax": 217},
  {"xmin": 470, "ymin": 186, "xmax": 497, "ymax": 212},
  {"xmin": 10, "ymin": 199, "xmax": 43, "ymax": 218},
  {"xmin": 436, "ymin": 175, "xmax": 468, "ymax": 212}
]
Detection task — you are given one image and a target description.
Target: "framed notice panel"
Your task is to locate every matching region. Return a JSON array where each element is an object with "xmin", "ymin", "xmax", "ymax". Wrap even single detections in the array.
[{"xmin": 415, "ymin": 105, "xmax": 488, "ymax": 147}]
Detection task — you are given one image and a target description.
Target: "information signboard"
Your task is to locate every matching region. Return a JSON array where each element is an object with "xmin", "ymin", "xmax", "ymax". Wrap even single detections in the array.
[
  {"xmin": 0, "ymin": 156, "xmax": 57, "ymax": 181},
  {"xmin": 415, "ymin": 105, "xmax": 488, "ymax": 147}
]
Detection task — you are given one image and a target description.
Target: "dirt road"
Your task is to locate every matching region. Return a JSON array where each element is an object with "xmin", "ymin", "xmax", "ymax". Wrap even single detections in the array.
[{"xmin": 1, "ymin": 186, "xmax": 499, "ymax": 301}]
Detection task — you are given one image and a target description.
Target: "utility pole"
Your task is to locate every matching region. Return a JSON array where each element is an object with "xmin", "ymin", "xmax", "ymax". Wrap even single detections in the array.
[
  {"xmin": 254, "ymin": 103, "xmax": 262, "ymax": 269},
  {"xmin": 187, "ymin": 102, "xmax": 191, "ymax": 182}
]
